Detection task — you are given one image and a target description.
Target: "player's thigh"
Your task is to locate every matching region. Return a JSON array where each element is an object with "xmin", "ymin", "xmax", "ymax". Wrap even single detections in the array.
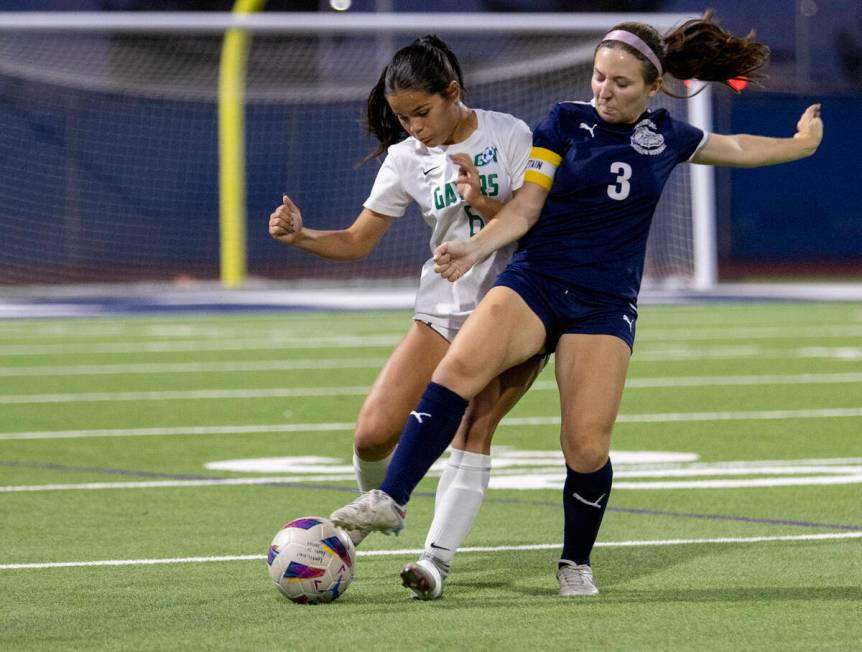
[
  {"xmin": 453, "ymin": 353, "xmax": 548, "ymax": 454},
  {"xmin": 433, "ymin": 286, "xmax": 546, "ymax": 399},
  {"xmin": 554, "ymin": 334, "xmax": 630, "ymax": 472},
  {"xmin": 355, "ymin": 321, "xmax": 449, "ymax": 455}
]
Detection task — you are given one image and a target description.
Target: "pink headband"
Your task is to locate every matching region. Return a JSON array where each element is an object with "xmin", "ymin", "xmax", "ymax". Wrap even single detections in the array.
[{"xmin": 602, "ymin": 29, "xmax": 663, "ymax": 77}]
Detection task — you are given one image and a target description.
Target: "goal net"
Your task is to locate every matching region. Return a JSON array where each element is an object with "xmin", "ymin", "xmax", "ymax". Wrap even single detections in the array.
[{"xmin": 0, "ymin": 13, "xmax": 714, "ymax": 289}]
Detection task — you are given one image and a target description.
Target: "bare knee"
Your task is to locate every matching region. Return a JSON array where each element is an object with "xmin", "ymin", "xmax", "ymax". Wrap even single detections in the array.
[
  {"xmin": 431, "ymin": 352, "xmax": 487, "ymax": 399},
  {"xmin": 560, "ymin": 423, "xmax": 613, "ymax": 473}
]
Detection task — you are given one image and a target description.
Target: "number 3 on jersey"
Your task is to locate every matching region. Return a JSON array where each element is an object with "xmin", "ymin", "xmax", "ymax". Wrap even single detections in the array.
[{"xmin": 607, "ymin": 161, "xmax": 632, "ymax": 201}]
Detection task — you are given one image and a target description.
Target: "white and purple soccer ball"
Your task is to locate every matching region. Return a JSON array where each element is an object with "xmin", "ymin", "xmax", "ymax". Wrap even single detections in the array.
[{"xmin": 267, "ymin": 516, "xmax": 355, "ymax": 604}]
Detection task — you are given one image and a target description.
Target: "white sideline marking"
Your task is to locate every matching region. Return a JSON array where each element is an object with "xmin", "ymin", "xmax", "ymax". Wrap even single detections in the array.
[
  {"xmin": 0, "ymin": 477, "xmax": 344, "ymax": 492},
  {"xmin": 0, "ymin": 387, "xmax": 371, "ymax": 404},
  {"xmin": 1, "ymin": 345, "xmax": 843, "ymax": 379},
  {"xmin": 6, "ymin": 457, "xmax": 862, "ymax": 493},
  {"xmin": 1, "ymin": 533, "xmax": 859, "ymax": 571},
  {"xmin": 2, "ymin": 372, "xmax": 862, "ymax": 404},
  {"xmin": 799, "ymin": 347, "xmax": 862, "ymax": 360},
  {"xmin": 3, "ymin": 325, "xmax": 862, "ymax": 356},
  {"xmin": 3, "ymin": 407, "xmax": 862, "ymax": 441},
  {"xmin": 0, "ymin": 335, "xmax": 401, "ymax": 356},
  {"xmin": 624, "ymin": 372, "xmax": 862, "ymax": 388},
  {"xmin": 0, "ymin": 358, "xmax": 389, "ymax": 378},
  {"xmin": 0, "ymin": 423, "xmax": 356, "ymax": 441},
  {"xmin": 636, "ymin": 324, "xmax": 862, "ymax": 341}
]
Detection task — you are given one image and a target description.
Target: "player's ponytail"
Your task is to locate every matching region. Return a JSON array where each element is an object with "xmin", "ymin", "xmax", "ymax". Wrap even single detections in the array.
[
  {"xmin": 598, "ymin": 11, "xmax": 769, "ymax": 96},
  {"xmin": 662, "ymin": 11, "xmax": 769, "ymax": 91},
  {"xmin": 366, "ymin": 68, "xmax": 401, "ymax": 160},
  {"xmin": 365, "ymin": 35, "xmax": 466, "ymax": 159}
]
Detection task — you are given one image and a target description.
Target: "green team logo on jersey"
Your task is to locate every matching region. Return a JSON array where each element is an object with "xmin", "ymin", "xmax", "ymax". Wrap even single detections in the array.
[{"xmin": 473, "ymin": 147, "xmax": 498, "ymax": 167}]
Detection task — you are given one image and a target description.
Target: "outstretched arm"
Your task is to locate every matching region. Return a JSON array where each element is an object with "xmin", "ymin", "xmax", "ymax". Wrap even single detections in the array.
[
  {"xmin": 269, "ymin": 194, "xmax": 394, "ymax": 261},
  {"xmin": 433, "ymin": 181, "xmax": 549, "ymax": 282},
  {"xmin": 691, "ymin": 103, "xmax": 823, "ymax": 168}
]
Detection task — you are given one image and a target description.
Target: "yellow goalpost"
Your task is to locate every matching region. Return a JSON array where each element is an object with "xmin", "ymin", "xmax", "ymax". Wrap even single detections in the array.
[{"xmin": 218, "ymin": 0, "xmax": 267, "ymax": 288}]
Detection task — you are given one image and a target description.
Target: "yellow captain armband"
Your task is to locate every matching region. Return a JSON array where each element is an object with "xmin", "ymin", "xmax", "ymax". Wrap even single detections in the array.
[{"xmin": 523, "ymin": 146, "xmax": 562, "ymax": 190}]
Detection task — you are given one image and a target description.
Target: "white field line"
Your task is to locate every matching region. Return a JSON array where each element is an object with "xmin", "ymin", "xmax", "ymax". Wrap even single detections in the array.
[
  {"xmin": 0, "ymin": 358, "xmax": 389, "ymax": 378},
  {"xmin": 798, "ymin": 347, "xmax": 862, "ymax": 360},
  {"xmin": 0, "ymin": 322, "xmax": 410, "ymax": 341},
  {"xmin": 0, "ymin": 387, "xmax": 371, "ymax": 404},
  {"xmin": 8, "ymin": 345, "xmax": 855, "ymax": 379},
  {"xmin": 3, "ymin": 407, "xmax": 862, "ymax": 441},
  {"xmin": 1, "ymin": 532, "xmax": 859, "ymax": 571},
  {"xmin": 0, "ymin": 335, "xmax": 402, "ymax": 356},
  {"xmin": 2, "ymin": 372, "xmax": 862, "ymax": 405},
  {"xmin": 636, "ymin": 325, "xmax": 862, "ymax": 341},
  {"xmin": 612, "ymin": 475, "xmax": 862, "ymax": 490},
  {"xmin": 5, "ymin": 469, "xmax": 862, "ymax": 493},
  {"xmin": 0, "ymin": 477, "xmax": 342, "ymax": 492},
  {"xmin": 0, "ymin": 310, "xmax": 404, "ymax": 329},
  {"xmin": 2, "ymin": 323, "xmax": 862, "ymax": 356},
  {"xmin": 614, "ymin": 464, "xmax": 862, "ymax": 478},
  {"xmin": 0, "ymin": 318, "xmax": 856, "ymax": 336},
  {"xmin": 0, "ymin": 309, "xmax": 851, "ymax": 339}
]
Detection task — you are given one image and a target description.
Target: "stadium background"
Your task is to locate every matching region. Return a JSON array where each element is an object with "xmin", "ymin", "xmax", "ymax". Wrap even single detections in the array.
[
  {"xmin": 0, "ymin": 0, "xmax": 859, "ymax": 286},
  {"xmin": 1, "ymin": 4, "xmax": 860, "ymax": 647}
]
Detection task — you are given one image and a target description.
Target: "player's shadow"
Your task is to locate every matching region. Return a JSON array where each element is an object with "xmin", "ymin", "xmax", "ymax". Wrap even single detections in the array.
[
  {"xmin": 460, "ymin": 542, "xmax": 710, "ymax": 600},
  {"xmin": 597, "ymin": 585, "xmax": 862, "ymax": 604},
  {"xmin": 434, "ymin": 543, "xmax": 862, "ymax": 607}
]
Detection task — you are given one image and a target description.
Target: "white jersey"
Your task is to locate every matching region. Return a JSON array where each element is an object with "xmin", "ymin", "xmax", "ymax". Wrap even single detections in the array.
[{"xmin": 364, "ymin": 108, "xmax": 532, "ymax": 336}]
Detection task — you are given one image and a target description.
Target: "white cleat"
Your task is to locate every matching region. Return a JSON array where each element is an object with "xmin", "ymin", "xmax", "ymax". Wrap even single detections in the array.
[
  {"xmin": 330, "ymin": 489, "xmax": 406, "ymax": 535},
  {"xmin": 557, "ymin": 562, "xmax": 599, "ymax": 596},
  {"xmin": 400, "ymin": 558, "xmax": 444, "ymax": 600}
]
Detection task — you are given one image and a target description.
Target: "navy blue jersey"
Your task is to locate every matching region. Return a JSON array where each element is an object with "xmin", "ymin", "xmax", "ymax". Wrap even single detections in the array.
[{"xmin": 515, "ymin": 101, "xmax": 706, "ymax": 305}]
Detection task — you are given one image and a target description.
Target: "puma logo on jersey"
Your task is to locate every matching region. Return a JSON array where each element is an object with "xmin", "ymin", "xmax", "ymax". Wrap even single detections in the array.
[
  {"xmin": 579, "ymin": 122, "xmax": 597, "ymax": 137},
  {"xmin": 410, "ymin": 411, "xmax": 432, "ymax": 423},
  {"xmin": 423, "ymin": 166, "xmax": 440, "ymax": 176},
  {"xmin": 622, "ymin": 314, "xmax": 634, "ymax": 331}
]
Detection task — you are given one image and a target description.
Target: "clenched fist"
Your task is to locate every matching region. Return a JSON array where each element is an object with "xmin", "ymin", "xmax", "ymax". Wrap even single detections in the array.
[{"xmin": 269, "ymin": 194, "xmax": 304, "ymax": 245}]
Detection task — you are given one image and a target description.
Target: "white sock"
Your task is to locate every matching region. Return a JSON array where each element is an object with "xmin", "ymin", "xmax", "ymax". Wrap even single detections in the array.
[
  {"xmin": 423, "ymin": 449, "xmax": 491, "ymax": 567},
  {"xmin": 353, "ymin": 447, "xmax": 394, "ymax": 492},
  {"xmin": 434, "ymin": 448, "xmax": 464, "ymax": 506}
]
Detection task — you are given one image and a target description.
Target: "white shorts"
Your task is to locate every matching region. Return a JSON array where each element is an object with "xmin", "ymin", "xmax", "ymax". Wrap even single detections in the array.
[{"xmin": 413, "ymin": 314, "xmax": 460, "ymax": 343}]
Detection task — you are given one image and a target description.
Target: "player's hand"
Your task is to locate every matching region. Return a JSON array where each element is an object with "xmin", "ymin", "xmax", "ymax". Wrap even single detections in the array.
[
  {"xmin": 450, "ymin": 153, "xmax": 482, "ymax": 205},
  {"xmin": 433, "ymin": 240, "xmax": 480, "ymax": 282},
  {"xmin": 794, "ymin": 103, "xmax": 823, "ymax": 153},
  {"xmin": 269, "ymin": 194, "xmax": 304, "ymax": 244}
]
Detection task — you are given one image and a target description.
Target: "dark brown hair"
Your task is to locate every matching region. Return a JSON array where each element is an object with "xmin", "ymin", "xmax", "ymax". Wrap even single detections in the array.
[
  {"xmin": 596, "ymin": 10, "xmax": 770, "ymax": 96},
  {"xmin": 365, "ymin": 35, "xmax": 465, "ymax": 160}
]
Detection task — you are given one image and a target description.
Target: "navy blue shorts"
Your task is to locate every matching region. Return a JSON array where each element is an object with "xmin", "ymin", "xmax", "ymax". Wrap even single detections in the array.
[{"xmin": 494, "ymin": 266, "xmax": 638, "ymax": 352}]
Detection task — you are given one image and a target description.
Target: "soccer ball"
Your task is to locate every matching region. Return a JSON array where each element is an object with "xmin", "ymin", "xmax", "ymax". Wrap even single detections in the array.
[{"xmin": 267, "ymin": 516, "xmax": 355, "ymax": 604}]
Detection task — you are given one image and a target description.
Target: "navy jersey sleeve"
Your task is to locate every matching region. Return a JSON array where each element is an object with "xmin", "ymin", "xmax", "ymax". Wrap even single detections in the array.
[
  {"xmin": 531, "ymin": 103, "xmax": 566, "ymax": 155},
  {"xmin": 524, "ymin": 104, "xmax": 570, "ymax": 190},
  {"xmin": 668, "ymin": 116, "xmax": 707, "ymax": 164}
]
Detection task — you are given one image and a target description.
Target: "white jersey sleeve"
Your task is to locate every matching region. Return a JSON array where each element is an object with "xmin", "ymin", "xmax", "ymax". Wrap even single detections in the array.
[
  {"xmin": 499, "ymin": 117, "xmax": 532, "ymax": 192},
  {"xmin": 363, "ymin": 151, "xmax": 411, "ymax": 218}
]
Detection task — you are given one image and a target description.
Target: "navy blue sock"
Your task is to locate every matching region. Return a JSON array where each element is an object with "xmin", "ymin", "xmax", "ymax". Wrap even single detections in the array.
[
  {"xmin": 560, "ymin": 460, "xmax": 613, "ymax": 566},
  {"xmin": 379, "ymin": 382, "xmax": 468, "ymax": 506}
]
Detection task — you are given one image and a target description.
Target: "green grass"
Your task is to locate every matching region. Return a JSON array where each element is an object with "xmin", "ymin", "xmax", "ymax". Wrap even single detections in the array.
[{"xmin": 1, "ymin": 303, "xmax": 861, "ymax": 650}]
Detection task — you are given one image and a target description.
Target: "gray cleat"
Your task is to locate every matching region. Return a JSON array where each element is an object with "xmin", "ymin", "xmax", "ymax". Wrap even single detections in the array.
[{"xmin": 557, "ymin": 561, "xmax": 599, "ymax": 596}]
